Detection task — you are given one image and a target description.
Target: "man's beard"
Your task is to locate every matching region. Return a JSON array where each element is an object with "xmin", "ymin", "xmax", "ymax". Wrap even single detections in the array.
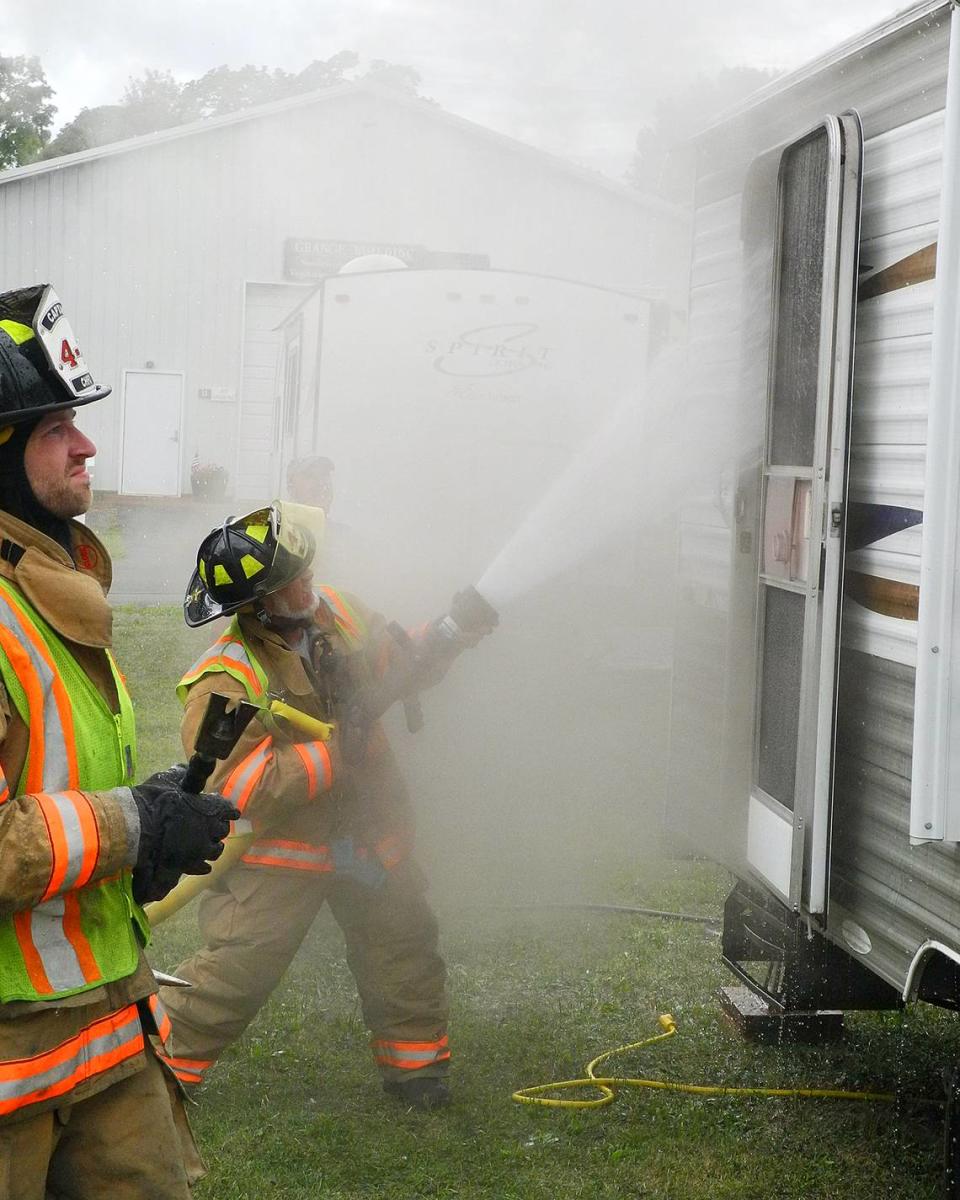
[
  {"xmin": 267, "ymin": 589, "xmax": 319, "ymax": 623},
  {"xmin": 32, "ymin": 476, "xmax": 91, "ymax": 520}
]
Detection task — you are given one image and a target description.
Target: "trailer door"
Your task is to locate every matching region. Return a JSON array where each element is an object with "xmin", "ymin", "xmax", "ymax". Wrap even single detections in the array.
[{"xmin": 747, "ymin": 114, "xmax": 862, "ymax": 914}]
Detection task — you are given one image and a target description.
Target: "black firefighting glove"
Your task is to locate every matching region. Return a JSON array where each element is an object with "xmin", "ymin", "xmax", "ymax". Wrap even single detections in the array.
[{"xmin": 129, "ymin": 766, "xmax": 240, "ymax": 904}]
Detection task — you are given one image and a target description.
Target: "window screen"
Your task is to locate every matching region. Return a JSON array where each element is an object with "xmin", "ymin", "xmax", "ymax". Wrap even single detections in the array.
[{"xmin": 769, "ymin": 128, "xmax": 829, "ymax": 468}]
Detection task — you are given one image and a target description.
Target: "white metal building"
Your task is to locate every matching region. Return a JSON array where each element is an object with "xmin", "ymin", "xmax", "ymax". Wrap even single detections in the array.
[{"xmin": 0, "ymin": 79, "xmax": 681, "ymax": 497}]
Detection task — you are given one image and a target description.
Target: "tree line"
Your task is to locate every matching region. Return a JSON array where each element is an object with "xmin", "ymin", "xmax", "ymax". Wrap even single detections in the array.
[
  {"xmin": 0, "ymin": 51, "xmax": 774, "ymax": 194},
  {"xmin": 0, "ymin": 53, "xmax": 422, "ymax": 169}
]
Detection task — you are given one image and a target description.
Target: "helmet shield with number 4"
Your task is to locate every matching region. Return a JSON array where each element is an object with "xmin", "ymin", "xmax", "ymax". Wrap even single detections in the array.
[
  {"xmin": 184, "ymin": 501, "xmax": 324, "ymax": 627},
  {"xmin": 0, "ymin": 284, "xmax": 111, "ymax": 427}
]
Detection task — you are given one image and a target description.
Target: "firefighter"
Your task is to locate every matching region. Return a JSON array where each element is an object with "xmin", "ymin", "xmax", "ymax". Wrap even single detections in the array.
[
  {"xmin": 0, "ymin": 285, "xmax": 239, "ymax": 1197},
  {"xmin": 158, "ymin": 502, "xmax": 496, "ymax": 1110},
  {"xmin": 287, "ymin": 454, "xmax": 335, "ymax": 515}
]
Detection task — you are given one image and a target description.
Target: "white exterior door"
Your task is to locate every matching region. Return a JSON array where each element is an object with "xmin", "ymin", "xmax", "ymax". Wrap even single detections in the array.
[
  {"xmin": 119, "ymin": 371, "xmax": 184, "ymax": 496},
  {"xmin": 236, "ymin": 282, "xmax": 312, "ymax": 506}
]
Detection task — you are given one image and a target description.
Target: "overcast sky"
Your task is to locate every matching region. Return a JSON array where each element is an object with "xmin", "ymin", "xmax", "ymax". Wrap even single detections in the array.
[{"xmin": 7, "ymin": 0, "xmax": 914, "ymax": 176}]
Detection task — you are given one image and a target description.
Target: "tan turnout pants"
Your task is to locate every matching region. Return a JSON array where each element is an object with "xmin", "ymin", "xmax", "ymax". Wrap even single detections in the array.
[
  {"xmin": 0, "ymin": 1046, "xmax": 203, "ymax": 1200},
  {"xmin": 159, "ymin": 857, "xmax": 449, "ymax": 1087}
]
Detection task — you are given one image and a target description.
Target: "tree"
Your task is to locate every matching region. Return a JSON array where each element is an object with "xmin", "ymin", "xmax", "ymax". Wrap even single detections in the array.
[
  {"xmin": 43, "ymin": 106, "xmax": 133, "ymax": 159},
  {"xmin": 39, "ymin": 53, "xmax": 425, "ymax": 161},
  {"xmin": 293, "ymin": 51, "xmax": 359, "ymax": 96},
  {"xmin": 363, "ymin": 60, "xmax": 423, "ymax": 96},
  {"xmin": 180, "ymin": 65, "xmax": 296, "ymax": 121},
  {"xmin": 118, "ymin": 69, "xmax": 186, "ymax": 134},
  {"xmin": 0, "ymin": 55, "xmax": 56, "ymax": 168},
  {"xmin": 628, "ymin": 66, "xmax": 776, "ymax": 198},
  {"xmin": 42, "ymin": 70, "xmax": 183, "ymax": 160}
]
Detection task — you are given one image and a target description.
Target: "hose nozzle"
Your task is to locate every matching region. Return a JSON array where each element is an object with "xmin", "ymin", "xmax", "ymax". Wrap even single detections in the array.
[{"xmin": 439, "ymin": 585, "xmax": 499, "ymax": 642}]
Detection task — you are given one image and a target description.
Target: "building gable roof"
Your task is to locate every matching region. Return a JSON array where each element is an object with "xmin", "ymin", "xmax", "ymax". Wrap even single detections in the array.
[{"xmin": 0, "ymin": 77, "xmax": 679, "ymax": 217}]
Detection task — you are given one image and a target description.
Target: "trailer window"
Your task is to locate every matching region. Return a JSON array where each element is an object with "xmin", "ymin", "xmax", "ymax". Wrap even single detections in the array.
[
  {"xmin": 757, "ymin": 587, "xmax": 805, "ymax": 805},
  {"xmin": 769, "ymin": 130, "xmax": 829, "ymax": 468}
]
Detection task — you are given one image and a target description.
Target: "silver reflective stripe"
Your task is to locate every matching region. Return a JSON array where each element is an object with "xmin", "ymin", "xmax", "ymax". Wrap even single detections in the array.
[
  {"xmin": 28, "ymin": 896, "xmax": 88, "ymax": 992},
  {"xmin": 46, "ymin": 792, "xmax": 89, "ymax": 892},
  {"xmin": 222, "ymin": 740, "xmax": 272, "ymax": 809},
  {"xmin": 297, "ymin": 741, "xmax": 330, "ymax": 793},
  {"xmin": 187, "ymin": 638, "xmax": 254, "ymax": 678},
  {"xmin": 218, "ymin": 641, "xmax": 252, "ymax": 667},
  {"xmin": 0, "ymin": 1008, "xmax": 142, "ymax": 1105},
  {"xmin": 245, "ymin": 842, "xmax": 330, "ymax": 868},
  {"xmin": 0, "ymin": 590, "xmax": 71, "ymax": 789},
  {"xmin": 379, "ymin": 1045, "xmax": 445, "ymax": 1063}
]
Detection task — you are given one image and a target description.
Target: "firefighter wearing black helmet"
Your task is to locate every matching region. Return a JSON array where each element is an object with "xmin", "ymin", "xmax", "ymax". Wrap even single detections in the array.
[
  {"xmin": 159, "ymin": 502, "xmax": 496, "ymax": 1111},
  {"xmin": 0, "ymin": 286, "xmax": 239, "ymax": 1195}
]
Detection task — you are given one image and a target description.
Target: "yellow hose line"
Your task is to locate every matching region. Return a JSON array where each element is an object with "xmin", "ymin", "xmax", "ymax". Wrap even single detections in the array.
[{"xmin": 511, "ymin": 1014, "xmax": 895, "ymax": 1110}]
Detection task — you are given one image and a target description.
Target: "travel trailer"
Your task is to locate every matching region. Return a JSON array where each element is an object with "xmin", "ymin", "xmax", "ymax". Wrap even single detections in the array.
[{"xmin": 667, "ymin": 0, "xmax": 960, "ymax": 1180}]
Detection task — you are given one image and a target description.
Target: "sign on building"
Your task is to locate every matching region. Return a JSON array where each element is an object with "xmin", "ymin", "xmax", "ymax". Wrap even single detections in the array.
[{"xmin": 283, "ymin": 238, "xmax": 489, "ymax": 280}]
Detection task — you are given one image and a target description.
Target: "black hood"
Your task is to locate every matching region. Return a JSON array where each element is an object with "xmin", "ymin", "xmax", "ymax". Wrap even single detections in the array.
[{"xmin": 0, "ymin": 420, "xmax": 73, "ymax": 554}]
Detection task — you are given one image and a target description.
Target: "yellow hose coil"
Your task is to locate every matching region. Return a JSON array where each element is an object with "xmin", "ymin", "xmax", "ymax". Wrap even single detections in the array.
[{"xmin": 511, "ymin": 1014, "xmax": 895, "ymax": 1109}]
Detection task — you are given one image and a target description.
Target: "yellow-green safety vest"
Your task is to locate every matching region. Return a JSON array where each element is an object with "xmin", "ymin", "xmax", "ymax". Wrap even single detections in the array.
[
  {"xmin": 0, "ymin": 578, "xmax": 144, "ymax": 1003},
  {"xmin": 176, "ymin": 588, "xmax": 367, "ymax": 704}
]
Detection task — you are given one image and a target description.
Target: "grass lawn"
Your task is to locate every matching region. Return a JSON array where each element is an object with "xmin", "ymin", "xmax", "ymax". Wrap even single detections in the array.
[{"xmin": 115, "ymin": 607, "xmax": 958, "ymax": 1200}]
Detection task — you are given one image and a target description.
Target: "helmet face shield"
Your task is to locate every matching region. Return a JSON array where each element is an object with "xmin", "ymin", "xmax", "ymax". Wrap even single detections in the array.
[
  {"xmin": 183, "ymin": 500, "xmax": 323, "ymax": 627},
  {"xmin": 275, "ymin": 501, "xmax": 325, "ymax": 557}
]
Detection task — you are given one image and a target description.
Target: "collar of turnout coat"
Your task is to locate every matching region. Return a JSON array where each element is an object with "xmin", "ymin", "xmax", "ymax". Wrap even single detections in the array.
[{"xmin": 0, "ymin": 510, "xmax": 114, "ymax": 648}]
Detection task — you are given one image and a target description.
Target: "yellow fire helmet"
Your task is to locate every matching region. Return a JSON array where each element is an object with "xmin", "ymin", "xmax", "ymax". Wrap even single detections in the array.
[
  {"xmin": 184, "ymin": 500, "xmax": 326, "ymax": 627},
  {"xmin": 0, "ymin": 284, "xmax": 111, "ymax": 430}
]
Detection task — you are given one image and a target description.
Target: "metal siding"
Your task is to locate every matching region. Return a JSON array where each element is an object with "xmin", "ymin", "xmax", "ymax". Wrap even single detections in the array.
[
  {"xmin": 834, "ymin": 653, "xmax": 960, "ymax": 989},
  {"xmin": 0, "ymin": 88, "xmax": 675, "ymax": 492},
  {"xmin": 671, "ymin": 8, "xmax": 958, "ymax": 995},
  {"xmin": 831, "ymin": 103, "xmax": 948, "ymax": 988}
]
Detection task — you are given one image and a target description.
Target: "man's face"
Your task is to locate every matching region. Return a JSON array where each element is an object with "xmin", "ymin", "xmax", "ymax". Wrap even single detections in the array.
[
  {"xmin": 264, "ymin": 566, "xmax": 318, "ymax": 622},
  {"xmin": 24, "ymin": 409, "xmax": 97, "ymax": 519}
]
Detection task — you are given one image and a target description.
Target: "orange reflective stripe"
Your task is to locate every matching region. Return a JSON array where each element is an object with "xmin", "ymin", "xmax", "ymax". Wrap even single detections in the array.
[
  {"xmin": 241, "ymin": 853, "xmax": 334, "ymax": 871},
  {"xmin": 241, "ymin": 838, "xmax": 334, "ymax": 872},
  {"xmin": 148, "ymin": 993, "xmax": 172, "ymax": 1043},
  {"xmin": 0, "ymin": 593, "xmax": 79, "ymax": 792},
  {"xmin": 12, "ymin": 910, "xmax": 52, "ymax": 994},
  {"xmin": 34, "ymin": 793, "xmax": 70, "ymax": 898},
  {"xmin": 293, "ymin": 741, "xmax": 317, "ymax": 793},
  {"xmin": 189, "ymin": 653, "xmax": 261, "ymax": 695},
  {"xmin": 0, "ymin": 1004, "xmax": 144, "ymax": 1117},
  {"xmin": 292, "ymin": 740, "xmax": 332, "ymax": 797},
  {"xmin": 222, "ymin": 738, "xmax": 273, "ymax": 813},
  {"xmin": 60, "ymin": 893, "xmax": 99, "ymax": 984},
  {"xmin": 318, "ymin": 587, "xmax": 362, "ymax": 642},
  {"xmin": 374, "ymin": 834, "xmax": 405, "ymax": 870},
  {"xmin": 154, "ymin": 1052, "xmax": 214, "ymax": 1071},
  {"xmin": 372, "ymin": 1035, "xmax": 450, "ymax": 1070},
  {"xmin": 0, "ymin": 625, "xmax": 47, "ymax": 791},
  {"xmin": 69, "ymin": 792, "xmax": 100, "ymax": 890},
  {"xmin": 153, "ymin": 1050, "xmax": 213, "ymax": 1085},
  {"xmin": 0, "ymin": 765, "xmax": 9, "ymax": 806},
  {"xmin": 35, "ymin": 792, "xmax": 100, "ymax": 901}
]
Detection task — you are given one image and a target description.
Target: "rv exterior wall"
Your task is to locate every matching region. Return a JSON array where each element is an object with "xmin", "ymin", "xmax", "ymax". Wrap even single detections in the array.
[{"xmin": 669, "ymin": 3, "xmax": 960, "ymax": 994}]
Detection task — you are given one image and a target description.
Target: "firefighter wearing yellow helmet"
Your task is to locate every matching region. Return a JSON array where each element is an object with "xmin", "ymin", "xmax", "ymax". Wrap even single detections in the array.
[
  {"xmin": 0, "ymin": 285, "xmax": 238, "ymax": 1195},
  {"xmin": 158, "ymin": 502, "xmax": 497, "ymax": 1110}
]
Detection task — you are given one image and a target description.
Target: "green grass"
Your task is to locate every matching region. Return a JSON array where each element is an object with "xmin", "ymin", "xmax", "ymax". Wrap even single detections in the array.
[
  {"xmin": 88, "ymin": 499, "xmax": 127, "ymax": 560},
  {"xmin": 114, "ymin": 608, "xmax": 957, "ymax": 1200}
]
